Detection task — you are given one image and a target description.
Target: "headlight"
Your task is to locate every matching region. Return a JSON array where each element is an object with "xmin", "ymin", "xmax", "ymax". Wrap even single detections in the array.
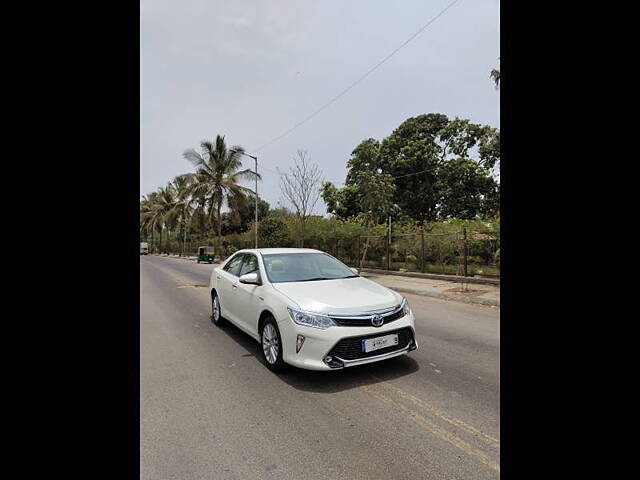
[
  {"xmin": 401, "ymin": 297, "xmax": 412, "ymax": 316},
  {"xmin": 287, "ymin": 307, "xmax": 336, "ymax": 329}
]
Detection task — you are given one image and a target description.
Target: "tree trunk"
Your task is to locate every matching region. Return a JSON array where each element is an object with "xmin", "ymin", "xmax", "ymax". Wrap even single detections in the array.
[{"xmin": 300, "ymin": 216, "xmax": 305, "ymax": 248}]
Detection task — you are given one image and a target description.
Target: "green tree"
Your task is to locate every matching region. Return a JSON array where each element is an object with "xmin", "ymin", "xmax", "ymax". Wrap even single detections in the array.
[
  {"xmin": 183, "ymin": 135, "xmax": 260, "ymax": 252},
  {"xmin": 380, "ymin": 114, "xmax": 499, "ymax": 222},
  {"xmin": 221, "ymin": 198, "xmax": 270, "ymax": 235},
  {"xmin": 354, "ymin": 169, "xmax": 397, "ymax": 223},
  {"xmin": 140, "ymin": 184, "xmax": 177, "ymax": 252},
  {"xmin": 345, "ymin": 138, "xmax": 382, "ymax": 185},
  {"xmin": 323, "ymin": 114, "xmax": 500, "ymax": 223},
  {"xmin": 352, "ymin": 168, "xmax": 397, "ymax": 269},
  {"xmin": 165, "ymin": 174, "xmax": 196, "ymax": 255},
  {"xmin": 490, "ymin": 69, "xmax": 500, "ymax": 89},
  {"xmin": 378, "ymin": 113, "xmax": 448, "ymax": 222},
  {"xmin": 258, "ymin": 216, "xmax": 292, "ymax": 248},
  {"xmin": 436, "ymin": 158, "xmax": 499, "ymax": 219},
  {"xmin": 322, "ymin": 138, "xmax": 382, "ymax": 219},
  {"xmin": 140, "ymin": 191, "xmax": 162, "ymax": 249},
  {"xmin": 321, "ymin": 182, "xmax": 359, "ymax": 218}
]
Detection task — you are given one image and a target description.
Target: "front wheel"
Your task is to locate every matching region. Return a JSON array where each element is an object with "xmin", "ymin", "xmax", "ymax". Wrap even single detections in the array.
[
  {"xmin": 211, "ymin": 292, "xmax": 226, "ymax": 327},
  {"xmin": 260, "ymin": 317, "xmax": 286, "ymax": 372}
]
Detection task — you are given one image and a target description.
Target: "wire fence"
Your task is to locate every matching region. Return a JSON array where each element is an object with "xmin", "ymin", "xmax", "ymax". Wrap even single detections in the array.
[{"xmin": 144, "ymin": 227, "xmax": 500, "ymax": 279}]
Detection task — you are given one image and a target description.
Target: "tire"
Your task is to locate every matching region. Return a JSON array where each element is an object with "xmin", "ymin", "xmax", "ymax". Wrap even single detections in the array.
[
  {"xmin": 210, "ymin": 291, "xmax": 227, "ymax": 327},
  {"xmin": 260, "ymin": 316, "xmax": 286, "ymax": 372},
  {"xmin": 197, "ymin": 259, "xmax": 200, "ymax": 264}
]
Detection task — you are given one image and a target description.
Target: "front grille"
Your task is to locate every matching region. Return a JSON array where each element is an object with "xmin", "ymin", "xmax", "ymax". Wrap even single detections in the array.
[
  {"xmin": 327, "ymin": 327, "xmax": 414, "ymax": 360},
  {"xmin": 330, "ymin": 308, "xmax": 405, "ymax": 327}
]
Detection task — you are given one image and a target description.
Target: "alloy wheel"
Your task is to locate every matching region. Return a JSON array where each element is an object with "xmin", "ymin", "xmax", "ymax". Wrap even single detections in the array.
[
  {"xmin": 262, "ymin": 323, "xmax": 279, "ymax": 364},
  {"xmin": 212, "ymin": 296, "xmax": 220, "ymax": 321}
]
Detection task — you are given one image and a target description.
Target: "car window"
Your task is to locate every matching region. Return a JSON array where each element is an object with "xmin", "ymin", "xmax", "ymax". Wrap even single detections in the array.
[
  {"xmin": 262, "ymin": 253, "xmax": 356, "ymax": 283},
  {"xmin": 239, "ymin": 254, "xmax": 260, "ymax": 277},
  {"xmin": 223, "ymin": 254, "xmax": 244, "ymax": 276}
]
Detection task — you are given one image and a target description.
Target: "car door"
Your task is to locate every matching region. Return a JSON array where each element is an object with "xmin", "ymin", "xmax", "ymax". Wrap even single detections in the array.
[
  {"xmin": 234, "ymin": 253, "xmax": 263, "ymax": 336},
  {"xmin": 217, "ymin": 253, "xmax": 245, "ymax": 324}
]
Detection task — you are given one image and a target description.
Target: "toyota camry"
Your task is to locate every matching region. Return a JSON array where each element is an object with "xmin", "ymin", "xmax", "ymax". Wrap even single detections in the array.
[{"xmin": 208, "ymin": 248, "xmax": 418, "ymax": 371}]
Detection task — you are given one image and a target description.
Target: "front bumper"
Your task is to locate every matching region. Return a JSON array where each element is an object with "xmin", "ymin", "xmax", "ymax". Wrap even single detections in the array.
[{"xmin": 278, "ymin": 311, "xmax": 417, "ymax": 371}]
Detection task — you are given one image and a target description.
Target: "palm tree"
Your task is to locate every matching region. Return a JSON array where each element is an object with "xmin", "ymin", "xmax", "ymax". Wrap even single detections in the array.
[
  {"xmin": 155, "ymin": 183, "xmax": 178, "ymax": 253},
  {"xmin": 183, "ymin": 135, "xmax": 260, "ymax": 253},
  {"xmin": 166, "ymin": 174, "xmax": 196, "ymax": 256},
  {"xmin": 490, "ymin": 58, "xmax": 500, "ymax": 89},
  {"xmin": 490, "ymin": 69, "xmax": 500, "ymax": 89},
  {"xmin": 140, "ymin": 184, "xmax": 177, "ymax": 253},
  {"xmin": 140, "ymin": 191, "xmax": 162, "ymax": 251}
]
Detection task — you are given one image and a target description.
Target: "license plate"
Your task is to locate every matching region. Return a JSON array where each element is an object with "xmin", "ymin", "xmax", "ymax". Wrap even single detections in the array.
[{"xmin": 362, "ymin": 334, "xmax": 399, "ymax": 353}]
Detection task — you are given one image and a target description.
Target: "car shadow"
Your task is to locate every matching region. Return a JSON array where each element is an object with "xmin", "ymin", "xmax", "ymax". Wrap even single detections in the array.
[{"xmin": 218, "ymin": 319, "xmax": 421, "ymax": 394}]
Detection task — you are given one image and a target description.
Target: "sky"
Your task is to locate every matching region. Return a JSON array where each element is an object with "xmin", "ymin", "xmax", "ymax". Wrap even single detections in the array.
[{"xmin": 140, "ymin": 0, "xmax": 500, "ymax": 214}]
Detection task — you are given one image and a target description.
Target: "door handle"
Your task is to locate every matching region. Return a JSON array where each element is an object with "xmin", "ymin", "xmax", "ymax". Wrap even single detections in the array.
[
  {"xmin": 232, "ymin": 283, "xmax": 238, "ymax": 289},
  {"xmin": 216, "ymin": 275, "xmax": 221, "ymax": 280}
]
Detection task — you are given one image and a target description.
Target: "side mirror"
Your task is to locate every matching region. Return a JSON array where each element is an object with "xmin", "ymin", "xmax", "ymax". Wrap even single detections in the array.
[
  {"xmin": 350, "ymin": 267, "xmax": 359, "ymax": 275},
  {"xmin": 239, "ymin": 272, "xmax": 261, "ymax": 285}
]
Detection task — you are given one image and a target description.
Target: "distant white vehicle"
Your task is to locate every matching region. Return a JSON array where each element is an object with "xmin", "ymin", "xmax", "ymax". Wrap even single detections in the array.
[
  {"xmin": 209, "ymin": 248, "xmax": 417, "ymax": 371},
  {"xmin": 140, "ymin": 242, "xmax": 149, "ymax": 255}
]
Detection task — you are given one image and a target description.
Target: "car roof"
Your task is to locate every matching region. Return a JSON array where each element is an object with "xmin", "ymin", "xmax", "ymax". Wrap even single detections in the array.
[{"xmin": 236, "ymin": 248, "xmax": 323, "ymax": 255}]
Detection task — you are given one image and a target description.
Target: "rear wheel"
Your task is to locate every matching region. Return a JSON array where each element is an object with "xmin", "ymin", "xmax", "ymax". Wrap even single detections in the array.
[
  {"xmin": 211, "ymin": 292, "xmax": 226, "ymax": 326},
  {"xmin": 260, "ymin": 316, "xmax": 286, "ymax": 372}
]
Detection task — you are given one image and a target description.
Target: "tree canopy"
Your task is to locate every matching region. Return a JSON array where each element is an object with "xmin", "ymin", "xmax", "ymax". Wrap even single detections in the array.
[{"xmin": 322, "ymin": 113, "xmax": 500, "ymax": 223}]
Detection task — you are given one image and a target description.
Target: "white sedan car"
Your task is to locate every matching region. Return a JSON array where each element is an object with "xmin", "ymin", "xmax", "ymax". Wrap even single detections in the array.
[{"xmin": 209, "ymin": 248, "xmax": 418, "ymax": 371}]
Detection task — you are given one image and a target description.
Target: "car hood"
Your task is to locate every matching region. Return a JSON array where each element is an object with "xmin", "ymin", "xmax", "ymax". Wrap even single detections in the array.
[{"xmin": 272, "ymin": 276, "xmax": 401, "ymax": 314}]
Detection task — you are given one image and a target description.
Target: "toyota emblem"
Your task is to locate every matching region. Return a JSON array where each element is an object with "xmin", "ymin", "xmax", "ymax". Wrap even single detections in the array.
[{"xmin": 371, "ymin": 314, "xmax": 384, "ymax": 327}]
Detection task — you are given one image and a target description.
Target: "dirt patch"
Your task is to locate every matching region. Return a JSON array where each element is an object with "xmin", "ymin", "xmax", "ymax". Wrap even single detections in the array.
[{"xmin": 442, "ymin": 287, "xmax": 488, "ymax": 296}]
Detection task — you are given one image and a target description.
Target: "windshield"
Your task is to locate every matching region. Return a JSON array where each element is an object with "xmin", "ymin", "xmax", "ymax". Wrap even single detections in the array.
[{"xmin": 262, "ymin": 253, "xmax": 357, "ymax": 283}]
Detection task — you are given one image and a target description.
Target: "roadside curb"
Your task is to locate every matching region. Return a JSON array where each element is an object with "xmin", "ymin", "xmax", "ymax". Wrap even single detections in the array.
[{"xmin": 381, "ymin": 285, "xmax": 500, "ymax": 307}]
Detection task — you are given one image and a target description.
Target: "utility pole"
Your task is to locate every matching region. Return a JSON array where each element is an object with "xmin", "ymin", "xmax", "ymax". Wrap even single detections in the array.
[
  {"xmin": 231, "ymin": 150, "xmax": 259, "ymax": 249},
  {"xmin": 254, "ymin": 155, "xmax": 258, "ymax": 249}
]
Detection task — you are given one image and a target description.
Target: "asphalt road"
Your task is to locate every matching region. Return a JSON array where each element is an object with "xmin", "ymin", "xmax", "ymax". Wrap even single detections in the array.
[{"xmin": 140, "ymin": 255, "xmax": 500, "ymax": 480}]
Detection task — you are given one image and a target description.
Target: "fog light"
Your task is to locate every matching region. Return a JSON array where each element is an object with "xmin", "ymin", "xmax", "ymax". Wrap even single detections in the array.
[
  {"xmin": 296, "ymin": 335, "xmax": 305, "ymax": 353},
  {"xmin": 324, "ymin": 356, "xmax": 333, "ymax": 364}
]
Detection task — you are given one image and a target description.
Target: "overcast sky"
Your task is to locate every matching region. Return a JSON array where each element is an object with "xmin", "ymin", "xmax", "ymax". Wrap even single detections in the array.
[{"xmin": 140, "ymin": 0, "xmax": 499, "ymax": 214}]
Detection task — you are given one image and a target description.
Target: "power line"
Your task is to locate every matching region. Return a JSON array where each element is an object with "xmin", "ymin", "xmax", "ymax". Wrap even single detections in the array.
[
  {"xmin": 250, "ymin": 0, "xmax": 462, "ymax": 154},
  {"xmin": 258, "ymin": 164, "xmax": 346, "ymax": 186},
  {"xmin": 259, "ymin": 158, "xmax": 430, "ymax": 184}
]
